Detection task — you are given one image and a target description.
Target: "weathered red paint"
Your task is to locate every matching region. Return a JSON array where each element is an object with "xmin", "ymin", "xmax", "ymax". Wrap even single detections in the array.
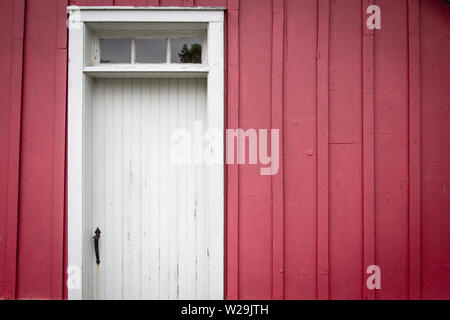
[
  {"xmin": 0, "ymin": 0, "xmax": 25, "ymax": 300},
  {"xmin": 271, "ymin": 0, "xmax": 285, "ymax": 301},
  {"xmin": 0, "ymin": 0, "xmax": 449, "ymax": 300},
  {"xmin": 317, "ymin": 0, "xmax": 330, "ymax": 300}
]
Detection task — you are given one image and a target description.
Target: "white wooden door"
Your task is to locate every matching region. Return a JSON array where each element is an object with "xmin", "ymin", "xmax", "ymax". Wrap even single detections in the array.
[{"xmin": 90, "ymin": 77, "xmax": 216, "ymax": 300}]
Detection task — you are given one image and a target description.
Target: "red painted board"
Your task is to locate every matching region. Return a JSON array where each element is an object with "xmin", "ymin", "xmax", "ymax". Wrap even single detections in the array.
[
  {"xmin": 374, "ymin": 0, "xmax": 409, "ymax": 300},
  {"xmin": 328, "ymin": 0, "xmax": 363, "ymax": 300},
  {"xmin": 238, "ymin": 0, "xmax": 273, "ymax": 299},
  {"xmin": 16, "ymin": 0, "xmax": 67, "ymax": 299},
  {"xmin": 0, "ymin": 0, "xmax": 25, "ymax": 300},
  {"xmin": 283, "ymin": 0, "xmax": 317, "ymax": 300},
  {"xmin": 420, "ymin": 0, "xmax": 450, "ymax": 300}
]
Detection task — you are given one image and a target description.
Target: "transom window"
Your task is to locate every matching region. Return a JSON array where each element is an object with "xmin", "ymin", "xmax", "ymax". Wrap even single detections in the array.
[
  {"xmin": 99, "ymin": 37, "xmax": 204, "ymax": 64},
  {"xmin": 85, "ymin": 22, "xmax": 207, "ymax": 67}
]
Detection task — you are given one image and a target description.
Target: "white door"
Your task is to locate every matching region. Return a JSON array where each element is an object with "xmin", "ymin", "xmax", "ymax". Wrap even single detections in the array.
[{"xmin": 89, "ymin": 77, "xmax": 215, "ymax": 299}]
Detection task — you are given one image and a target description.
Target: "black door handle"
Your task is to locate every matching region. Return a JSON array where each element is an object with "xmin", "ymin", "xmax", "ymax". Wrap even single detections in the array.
[{"xmin": 93, "ymin": 227, "xmax": 101, "ymax": 265}]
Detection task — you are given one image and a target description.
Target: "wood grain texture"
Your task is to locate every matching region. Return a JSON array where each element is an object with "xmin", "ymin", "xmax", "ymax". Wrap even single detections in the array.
[
  {"xmin": 420, "ymin": 0, "xmax": 449, "ymax": 300},
  {"xmin": 90, "ymin": 78, "xmax": 214, "ymax": 299},
  {"xmin": 0, "ymin": 0, "xmax": 25, "ymax": 300},
  {"xmin": 4, "ymin": 0, "xmax": 449, "ymax": 300},
  {"xmin": 316, "ymin": 0, "xmax": 330, "ymax": 301},
  {"xmin": 374, "ymin": 0, "xmax": 409, "ymax": 300},
  {"xmin": 226, "ymin": 0, "xmax": 240, "ymax": 300},
  {"xmin": 16, "ymin": 0, "xmax": 67, "ymax": 299},
  {"xmin": 271, "ymin": 0, "xmax": 285, "ymax": 300},
  {"xmin": 329, "ymin": 0, "xmax": 363, "ymax": 300},
  {"xmin": 362, "ymin": 0, "xmax": 375, "ymax": 301},
  {"xmin": 407, "ymin": 0, "xmax": 421, "ymax": 301},
  {"xmin": 283, "ymin": 0, "xmax": 318, "ymax": 300}
]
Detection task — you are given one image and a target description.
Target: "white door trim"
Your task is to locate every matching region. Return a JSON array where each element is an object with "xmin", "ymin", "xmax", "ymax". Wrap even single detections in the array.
[{"xmin": 67, "ymin": 7, "xmax": 224, "ymax": 300}]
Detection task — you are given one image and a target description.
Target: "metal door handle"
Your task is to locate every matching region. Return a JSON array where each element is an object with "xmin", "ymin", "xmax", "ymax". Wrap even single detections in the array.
[{"xmin": 93, "ymin": 227, "xmax": 101, "ymax": 265}]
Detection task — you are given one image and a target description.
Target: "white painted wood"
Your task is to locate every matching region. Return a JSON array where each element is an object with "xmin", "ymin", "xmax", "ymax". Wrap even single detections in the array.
[
  {"xmin": 140, "ymin": 78, "xmax": 151, "ymax": 299},
  {"xmin": 67, "ymin": 22, "xmax": 84, "ymax": 301},
  {"xmin": 177, "ymin": 78, "xmax": 188, "ymax": 299},
  {"xmin": 121, "ymin": 78, "xmax": 133, "ymax": 299},
  {"xmin": 196, "ymin": 79, "xmax": 208, "ymax": 299},
  {"xmin": 111, "ymin": 78, "xmax": 124, "ymax": 299},
  {"xmin": 83, "ymin": 76, "xmax": 95, "ymax": 300},
  {"xmin": 69, "ymin": 6, "xmax": 226, "ymax": 11},
  {"xmin": 89, "ymin": 78, "xmax": 211, "ymax": 299},
  {"xmin": 68, "ymin": 7, "xmax": 225, "ymax": 24},
  {"xmin": 186, "ymin": 79, "xmax": 198, "ymax": 298},
  {"xmin": 87, "ymin": 22, "xmax": 207, "ymax": 32},
  {"xmin": 206, "ymin": 21, "xmax": 224, "ymax": 300},
  {"xmin": 67, "ymin": 8, "xmax": 224, "ymax": 300},
  {"xmin": 148, "ymin": 78, "xmax": 160, "ymax": 299},
  {"xmin": 84, "ymin": 65, "xmax": 208, "ymax": 79},
  {"xmin": 91, "ymin": 29, "xmax": 206, "ymax": 40},
  {"xmin": 159, "ymin": 78, "xmax": 169, "ymax": 299}
]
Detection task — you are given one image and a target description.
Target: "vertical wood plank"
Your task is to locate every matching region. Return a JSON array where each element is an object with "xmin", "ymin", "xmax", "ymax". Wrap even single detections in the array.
[
  {"xmin": 226, "ymin": 0, "xmax": 240, "ymax": 300},
  {"xmin": 104, "ymin": 79, "xmax": 114, "ymax": 299},
  {"xmin": 167, "ymin": 78, "xmax": 179, "ymax": 300},
  {"xmin": 148, "ymin": 78, "xmax": 160, "ymax": 299},
  {"xmin": 93, "ymin": 79, "xmax": 106, "ymax": 299},
  {"xmin": 206, "ymin": 19, "xmax": 224, "ymax": 300},
  {"xmin": 177, "ymin": 78, "xmax": 188, "ymax": 299},
  {"xmin": 328, "ymin": 0, "xmax": 364, "ymax": 299},
  {"xmin": 51, "ymin": 0, "xmax": 68, "ymax": 300},
  {"xmin": 121, "ymin": 78, "xmax": 132, "ymax": 299},
  {"xmin": 407, "ymin": 0, "xmax": 421, "ymax": 301},
  {"xmin": 158, "ymin": 78, "xmax": 169, "ymax": 299},
  {"xmin": 131, "ymin": 78, "xmax": 142, "ymax": 299},
  {"xmin": 316, "ymin": 0, "xmax": 330, "ymax": 300},
  {"xmin": 372, "ymin": 0, "xmax": 409, "ymax": 299},
  {"xmin": 186, "ymin": 79, "xmax": 197, "ymax": 298},
  {"xmin": 283, "ymin": 0, "xmax": 318, "ymax": 300},
  {"xmin": 0, "ymin": 0, "xmax": 25, "ymax": 300},
  {"xmin": 419, "ymin": 0, "xmax": 449, "ymax": 299},
  {"xmin": 112, "ymin": 79, "xmax": 124, "ymax": 299},
  {"xmin": 18, "ymin": 0, "xmax": 70, "ymax": 298},
  {"xmin": 195, "ymin": 78, "xmax": 208, "ymax": 299},
  {"xmin": 140, "ymin": 78, "xmax": 151, "ymax": 299},
  {"xmin": 362, "ymin": 0, "xmax": 376, "ymax": 300},
  {"xmin": 271, "ymin": 0, "xmax": 285, "ymax": 300},
  {"xmin": 67, "ymin": 7, "xmax": 85, "ymax": 300}
]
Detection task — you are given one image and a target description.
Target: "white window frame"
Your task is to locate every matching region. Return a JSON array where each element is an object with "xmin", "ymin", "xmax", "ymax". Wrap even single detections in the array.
[
  {"xmin": 90, "ymin": 25, "xmax": 208, "ymax": 65},
  {"xmin": 67, "ymin": 6, "xmax": 224, "ymax": 300}
]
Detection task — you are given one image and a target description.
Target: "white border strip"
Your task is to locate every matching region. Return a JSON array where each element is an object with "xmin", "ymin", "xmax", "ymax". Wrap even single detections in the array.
[
  {"xmin": 67, "ymin": 8, "xmax": 224, "ymax": 300},
  {"xmin": 68, "ymin": 6, "xmax": 226, "ymax": 11}
]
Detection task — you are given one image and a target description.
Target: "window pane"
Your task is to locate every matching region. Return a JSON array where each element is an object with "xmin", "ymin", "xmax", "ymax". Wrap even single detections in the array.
[
  {"xmin": 135, "ymin": 39, "xmax": 167, "ymax": 63},
  {"xmin": 100, "ymin": 39, "xmax": 131, "ymax": 63},
  {"xmin": 171, "ymin": 38, "xmax": 203, "ymax": 64}
]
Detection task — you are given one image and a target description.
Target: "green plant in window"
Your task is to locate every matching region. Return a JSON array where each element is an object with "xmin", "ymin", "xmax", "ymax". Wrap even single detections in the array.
[{"xmin": 178, "ymin": 43, "xmax": 202, "ymax": 63}]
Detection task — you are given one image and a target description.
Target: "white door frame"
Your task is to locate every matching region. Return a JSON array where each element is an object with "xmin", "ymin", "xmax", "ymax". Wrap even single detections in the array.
[{"xmin": 67, "ymin": 6, "xmax": 224, "ymax": 300}]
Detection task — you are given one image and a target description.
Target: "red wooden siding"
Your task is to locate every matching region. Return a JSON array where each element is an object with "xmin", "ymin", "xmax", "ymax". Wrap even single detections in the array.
[
  {"xmin": 420, "ymin": 0, "xmax": 449, "ymax": 299},
  {"xmin": 0, "ymin": 0, "xmax": 25, "ymax": 300},
  {"xmin": 0, "ymin": 0, "xmax": 448, "ymax": 300}
]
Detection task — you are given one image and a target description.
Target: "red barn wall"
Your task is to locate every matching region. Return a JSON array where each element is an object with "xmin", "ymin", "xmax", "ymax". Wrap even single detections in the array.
[{"xmin": 0, "ymin": 0, "xmax": 448, "ymax": 299}]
